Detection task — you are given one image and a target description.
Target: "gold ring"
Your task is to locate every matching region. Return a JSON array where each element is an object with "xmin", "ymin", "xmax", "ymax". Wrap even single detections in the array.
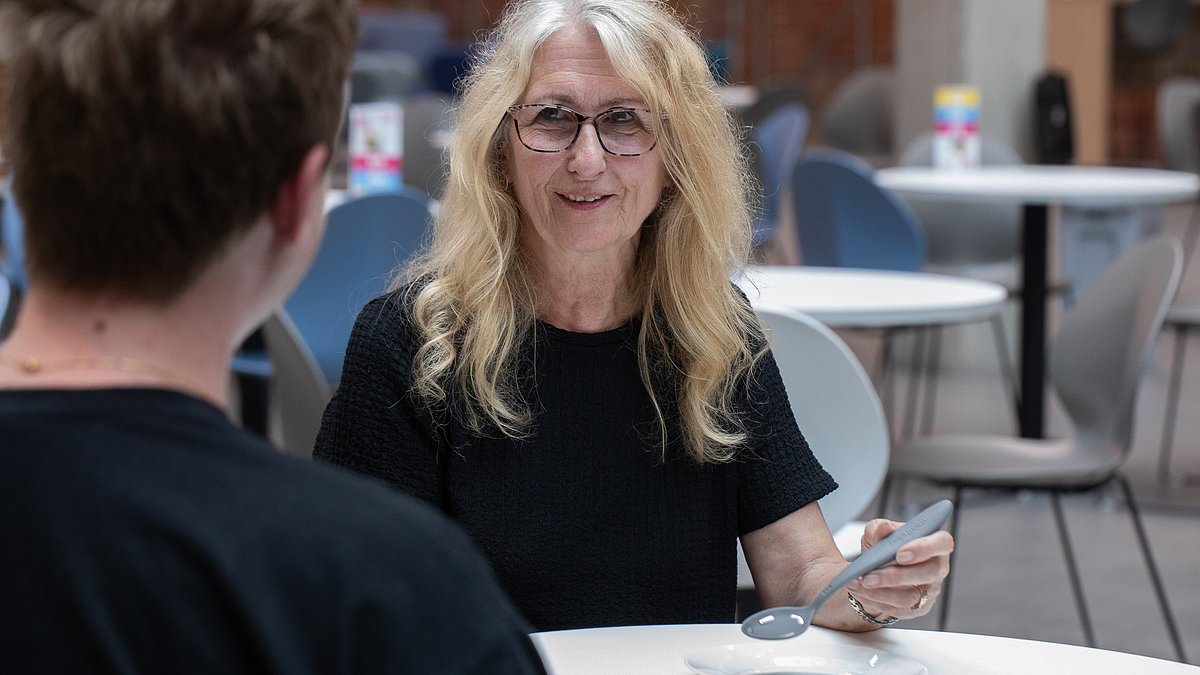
[{"xmin": 911, "ymin": 585, "xmax": 929, "ymax": 611}]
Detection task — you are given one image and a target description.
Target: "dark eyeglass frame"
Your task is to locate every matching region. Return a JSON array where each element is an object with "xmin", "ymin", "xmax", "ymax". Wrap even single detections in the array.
[{"xmin": 506, "ymin": 103, "xmax": 664, "ymax": 157}]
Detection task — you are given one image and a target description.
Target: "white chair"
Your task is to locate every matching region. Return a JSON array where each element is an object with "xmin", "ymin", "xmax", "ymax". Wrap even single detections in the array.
[{"xmin": 737, "ymin": 307, "xmax": 889, "ymax": 593}]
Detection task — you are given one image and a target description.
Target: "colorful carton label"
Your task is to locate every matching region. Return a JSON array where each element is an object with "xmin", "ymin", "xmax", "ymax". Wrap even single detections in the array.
[
  {"xmin": 933, "ymin": 85, "xmax": 980, "ymax": 170},
  {"xmin": 348, "ymin": 101, "xmax": 404, "ymax": 195}
]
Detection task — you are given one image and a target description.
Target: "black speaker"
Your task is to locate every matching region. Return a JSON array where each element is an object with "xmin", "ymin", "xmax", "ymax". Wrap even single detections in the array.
[{"xmin": 1034, "ymin": 71, "xmax": 1074, "ymax": 165}]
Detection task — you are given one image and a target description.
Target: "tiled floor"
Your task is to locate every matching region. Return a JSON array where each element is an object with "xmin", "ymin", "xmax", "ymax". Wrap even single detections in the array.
[{"xmin": 839, "ymin": 202, "xmax": 1200, "ymax": 665}]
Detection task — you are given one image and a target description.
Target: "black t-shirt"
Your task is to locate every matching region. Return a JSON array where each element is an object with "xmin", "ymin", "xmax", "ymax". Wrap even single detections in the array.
[
  {"xmin": 315, "ymin": 290, "xmax": 838, "ymax": 631},
  {"xmin": 0, "ymin": 388, "xmax": 547, "ymax": 675}
]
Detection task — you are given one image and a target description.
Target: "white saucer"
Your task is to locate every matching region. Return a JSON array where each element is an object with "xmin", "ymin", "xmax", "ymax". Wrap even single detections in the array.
[{"xmin": 685, "ymin": 642, "xmax": 927, "ymax": 675}]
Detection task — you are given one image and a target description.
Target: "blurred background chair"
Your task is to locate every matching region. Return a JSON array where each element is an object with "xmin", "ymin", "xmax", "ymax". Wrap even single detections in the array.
[
  {"xmin": 819, "ymin": 67, "xmax": 895, "ymax": 164},
  {"xmin": 428, "ymin": 44, "xmax": 472, "ymax": 96},
  {"xmin": 1154, "ymin": 79, "xmax": 1200, "ymax": 486},
  {"xmin": 233, "ymin": 188, "xmax": 432, "ymax": 453},
  {"xmin": 356, "ymin": 10, "xmax": 448, "ymax": 79},
  {"xmin": 790, "ymin": 149, "xmax": 1016, "ymax": 440},
  {"xmin": 0, "ymin": 270, "xmax": 14, "ymax": 341},
  {"xmin": 1158, "ymin": 78, "xmax": 1200, "ymax": 176},
  {"xmin": 1120, "ymin": 0, "xmax": 1190, "ymax": 53},
  {"xmin": 402, "ymin": 93, "xmax": 455, "ymax": 201},
  {"xmin": 260, "ymin": 310, "xmax": 330, "ymax": 458},
  {"xmin": 890, "ymin": 237, "xmax": 1184, "ymax": 660},
  {"xmin": 1, "ymin": 183, "xmax": 26, "ymax": 295},
  {"xmin": 746, "ymin": 103, "xmax": 809, "ymax": 250},
  {"xmin": 350, "ymin": 51, "xmax": 424, "ymax": 104},
  {"xmin": 737, "ymin": 307, "xmax": 889, "ymax": 614},
  {"xmin": 287, "ymin": 188, "xmax": 431, "ymax": 388},
  {"xmin": 1, "ymin": 185, "xmax": 26, "ymax": 339},
  {"xmin": 898, "ymin": 132, "xmax": 1024, "ymax": 277}
]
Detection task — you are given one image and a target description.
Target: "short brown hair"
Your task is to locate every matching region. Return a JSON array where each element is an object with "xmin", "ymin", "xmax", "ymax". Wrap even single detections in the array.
[{"xmin": 2, "ymin": 0, "xmax": 356, "ymax": 302}]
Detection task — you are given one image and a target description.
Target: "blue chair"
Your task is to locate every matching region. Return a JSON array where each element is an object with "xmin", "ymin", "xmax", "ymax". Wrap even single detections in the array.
[
  {"xmin": 356, "ymin": 10, "xmax": 447, "ymax": 71},
  {"xmin": 428, "ymin": 44, "xmax": 472, "ymax": 95},
  {"xmin": 1, "ymin": 183, "xmax": 26, "ymax": 292},
  {"xmin": 287, "ymin": 187, "xmax": 431, "ymax": 387},
  {"xmin": 0, "ymin": 270, "xmax": 14, "ymax": 341},
  {"xmin": 233, "ymin": 188, "xmax": 431, "ymax": 446},
  {"xmin": 790, "ymin": 149, "xmax": 1014, "ymax": 442},
  {"xmin": 750, "ymin": 104, "xmax": 809, "ymax": 247},
  {"xmin": 790, "ymin": 149, "xmax": 924, "ymax": 271}
]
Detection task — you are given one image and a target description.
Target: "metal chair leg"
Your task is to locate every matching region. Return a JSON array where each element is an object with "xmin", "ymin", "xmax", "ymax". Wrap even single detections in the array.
[
  {"xmin": 1116, "ymin": 475, "xmax": 1187, "ymax": 662},
  {"xmin": 1158, "ymin": 323, "xmax": 1189, "ymax": 487},
  {"xmin": 938, "ymin": 484, "xmax": 963, "ymax": 631},
  {"xmin": 902, "ymin": 327, "xmax": 927, "ymax": 441},
  {"xmin": 920, "ymin": 325, "xmax": 942, "ymax": 437},
  {"xmin": 877, "ymin": 328, "xmax": 896, "ymax": 435},
  {"xmin": 1049, "ymin": 491, "xmax": 1096, "ymax": 648},
  {"xmin": 989, "ymin": 314, "xmax": 1021, "ymax": 433}
]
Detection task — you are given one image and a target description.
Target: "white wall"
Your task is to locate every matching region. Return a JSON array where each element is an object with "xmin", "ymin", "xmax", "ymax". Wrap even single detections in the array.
[{"xmin": 896, "ymin": 0, "xmax": 1046, "ymax": 160}]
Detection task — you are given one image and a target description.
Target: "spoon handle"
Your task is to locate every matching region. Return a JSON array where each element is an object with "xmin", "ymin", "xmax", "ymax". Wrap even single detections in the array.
[{"xmin": 811, "ymin": 499, "xmax": 954, "ymax": 610}]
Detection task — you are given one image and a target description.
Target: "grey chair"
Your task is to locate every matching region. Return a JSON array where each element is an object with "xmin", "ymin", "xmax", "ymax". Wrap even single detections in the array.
[
  {"xmin": 403, "ymin": 93, "xmax": 454, "ymax": 201},
  {"xmin": 261, "ymin": 310, "xmax": 330, "ymax": 459},
  {"xmin": 1155, "ymin": 84, "xmax": 1200, "ymax": 485},
  {"xmin": 890, "ymin": 236, "xmax": 1185, "ymax": 660},
  {"xmin": 350, "ymin": 51, "xmax": 423, "ymax": 103},
  {"xmin": 1157, "ymin": 78, "xmax": 1200, "ymax": 175},
  {"xmin": 898, "ymin": 132, "xmax": 1024, "ymax": 269},
  {"xmin": 1121, "ymin": 0, "xmax": 1189, "ymax": 53},
  {"xmin": 820, "ymin": 67, "xmax": 895, "ymax": 161}
]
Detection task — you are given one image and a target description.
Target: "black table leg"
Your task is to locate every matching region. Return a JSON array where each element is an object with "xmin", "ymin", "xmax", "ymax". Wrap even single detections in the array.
[{"xmin": 1020, "ymin": 204, "xmax": 1048, "ymax": 438}]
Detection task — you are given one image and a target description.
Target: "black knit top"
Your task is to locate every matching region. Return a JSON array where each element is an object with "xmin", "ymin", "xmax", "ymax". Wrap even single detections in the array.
[{"xmin": 314, "ymin": 288, "xmax": 837, "ymax": 631}]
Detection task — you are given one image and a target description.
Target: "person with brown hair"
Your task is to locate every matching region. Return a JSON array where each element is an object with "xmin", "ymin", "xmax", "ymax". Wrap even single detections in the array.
[{"xmin": 0, "ymin": 1, "xmax": 546, "ymax": 672}]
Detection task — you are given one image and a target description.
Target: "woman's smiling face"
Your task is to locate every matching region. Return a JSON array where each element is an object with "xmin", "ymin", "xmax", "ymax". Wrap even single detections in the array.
[{"xmin": 506, "ymin": 24, "xmax": 667, "ymax": 270}]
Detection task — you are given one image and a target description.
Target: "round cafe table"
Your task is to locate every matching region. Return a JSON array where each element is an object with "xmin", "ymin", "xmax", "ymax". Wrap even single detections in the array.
[
  {"xmin": 735, "ymin": 266, "xmax": 1007, "ymax": 328},
  {"xmin": 875, "ymin": 165, "xmax": 1199, "ymax": 439},
  {"xmin": 531, "ymin": 624, "xmax": 1199, "ymax": 675}
]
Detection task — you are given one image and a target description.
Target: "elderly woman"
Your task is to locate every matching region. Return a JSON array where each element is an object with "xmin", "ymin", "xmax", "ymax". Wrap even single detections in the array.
[{"xmin": 316, "ymin": 0, "xmax": 952, "ymax": 632}]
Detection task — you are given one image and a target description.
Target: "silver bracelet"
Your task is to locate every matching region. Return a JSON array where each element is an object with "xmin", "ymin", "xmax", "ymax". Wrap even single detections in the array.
[{"xmin": 847, "ymin": 592, "xmax": 900, "ymax": 626}]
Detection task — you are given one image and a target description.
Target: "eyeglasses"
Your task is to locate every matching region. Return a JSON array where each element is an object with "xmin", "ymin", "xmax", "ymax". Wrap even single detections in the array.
[{"xmin": 506, "ymin": 103, "xmax": 662, "ymax": 156}]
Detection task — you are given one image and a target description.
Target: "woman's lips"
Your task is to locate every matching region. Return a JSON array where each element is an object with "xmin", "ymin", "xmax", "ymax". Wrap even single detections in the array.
[{"xmin": 556, "ymin": 192, "xmax": 613, "ymax": 211}]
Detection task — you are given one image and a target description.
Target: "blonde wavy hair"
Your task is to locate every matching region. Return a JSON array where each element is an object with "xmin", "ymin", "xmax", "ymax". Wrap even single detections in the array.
[{"xmin": 403, "ymin": 0, "xmax": 762, "ymax": 463}]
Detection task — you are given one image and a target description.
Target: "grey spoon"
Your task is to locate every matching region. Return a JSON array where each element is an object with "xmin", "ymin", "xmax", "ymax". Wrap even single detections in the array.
[{"xmin": 741, "ymin": 499, "xmax": 954, "ymax": 640}]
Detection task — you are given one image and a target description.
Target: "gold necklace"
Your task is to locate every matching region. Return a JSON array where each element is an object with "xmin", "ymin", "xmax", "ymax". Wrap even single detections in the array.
[{"xmin": 0, "ymin": 351, "xmax": 215, "ymax": 405}]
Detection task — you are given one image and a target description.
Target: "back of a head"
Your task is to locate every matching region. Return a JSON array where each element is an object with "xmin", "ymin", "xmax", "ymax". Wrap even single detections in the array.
[{"xmin": 1, "ymin": 0, "xmax": 356, "ymax": 303}]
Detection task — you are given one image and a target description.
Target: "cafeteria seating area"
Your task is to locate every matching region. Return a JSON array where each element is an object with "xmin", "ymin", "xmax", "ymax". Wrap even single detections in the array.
[
  {"xmin": 3, "ymin": 0, "xmax": 1200, "ymax": 672},
  {"xmin": 864, "ymin": 200, "xmax": 1200, "ymax": 662}
]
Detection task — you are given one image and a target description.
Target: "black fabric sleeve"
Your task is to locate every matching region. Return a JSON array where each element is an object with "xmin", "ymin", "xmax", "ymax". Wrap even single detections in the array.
[
  {"xmin": 313, "ymin": 293, "xmax": 445, "ymax": 507},
  {"xmin": 346, "ymin": 495, "xmax": 549, "ymax": 675},
  {"xmin": 735, "ymin": 346, "xmax": 839, "ymax": 535}
]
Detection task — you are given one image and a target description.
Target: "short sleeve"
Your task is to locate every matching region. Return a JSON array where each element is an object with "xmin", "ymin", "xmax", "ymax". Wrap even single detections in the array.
[
  {"xmin": 735, "ymin": 346, "xmax": 838, "ymax": 535},
  {"xmin": 313, "ymin": 292, "xmax": 446, "ymax": 507}
]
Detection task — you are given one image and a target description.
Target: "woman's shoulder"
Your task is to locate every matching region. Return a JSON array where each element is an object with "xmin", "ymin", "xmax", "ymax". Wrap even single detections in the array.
[{"xmin": 346, "ymin": 281, "xmax": 427, "ymax": 354}]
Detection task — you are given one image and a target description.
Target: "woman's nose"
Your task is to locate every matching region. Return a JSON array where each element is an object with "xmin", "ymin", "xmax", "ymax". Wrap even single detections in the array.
[{"xmin": 565, "ymin": 122, "xmax": 607, "ymax": 177}]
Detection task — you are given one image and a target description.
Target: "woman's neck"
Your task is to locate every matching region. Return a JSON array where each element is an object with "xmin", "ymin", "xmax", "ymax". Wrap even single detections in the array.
[{"xmin": 528, "ymin": 255, "xmax": 639, "ymax": 333}]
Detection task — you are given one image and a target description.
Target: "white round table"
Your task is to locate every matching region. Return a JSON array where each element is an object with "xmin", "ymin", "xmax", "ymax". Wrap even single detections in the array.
[
  {"xmin": 532, "ymin": 624, "xmax": 1199, "ymax": 675},
  {"xmin": 875, "ymin": 165, "xmax": 1200, "ymax": 439},
  {"xmin": 736, "ymin": 266, "xmax": 1007, "ymax": 327}
]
